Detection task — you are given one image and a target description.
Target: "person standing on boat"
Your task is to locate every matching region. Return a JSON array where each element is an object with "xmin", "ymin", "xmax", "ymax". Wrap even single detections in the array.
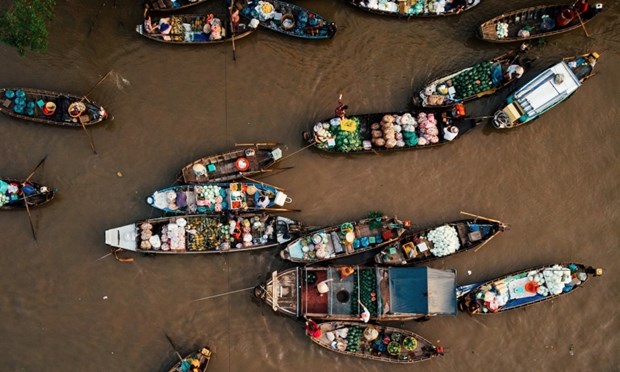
[
  {"xmin": 305, "ymin": 318, "xmax": 322, "ymax": 338},
  {"xmin": 358, "ymin": 300, "xmax": 370, "ymax": 323},
  {"xmin": 335, "ymin": 94, "xmax": 348, "ymax": 119}
]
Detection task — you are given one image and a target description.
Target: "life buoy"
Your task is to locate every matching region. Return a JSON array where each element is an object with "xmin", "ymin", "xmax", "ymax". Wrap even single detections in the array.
[{"xmin": 235, "ymin": 157, "xmax": 250, "ymax": 172}]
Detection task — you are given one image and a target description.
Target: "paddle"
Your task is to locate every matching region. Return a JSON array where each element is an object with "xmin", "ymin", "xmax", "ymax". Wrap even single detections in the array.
[
  {"xmin": 459, "ymin": 211, "xmax": 505, "ymax": 225},
  {"xmin": 77, "ymin": 70, "xmax": 114, "ymax": 154},
  {"xmin": 574, "ymin": 8, "xmax": 590, "ymax": 38},
  {"xmin": 230, "ymin": 0, "xmax": 238, "ymax": 61},
  {"xmin": 165, "ymin": 334, "xmax": 184, "ymax": 362},
  {"xmin": 21, "ymin": 156, "xmax": 48, "ymax": 240}
]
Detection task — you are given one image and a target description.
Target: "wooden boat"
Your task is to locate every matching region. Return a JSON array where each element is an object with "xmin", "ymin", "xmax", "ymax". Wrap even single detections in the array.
[
  {"xmin": 146, "ymin": 181, "xmax": 295, "ymax": 215},
  {"xmin": 237, "ymin": 0, "xmax": 337, "ymax": 39},
  {"xmin": 178, "ymin": 144, "xmax": 283, "ymax": 184},
  {"xmin": 478, "ymin": 2, "xmax": 604, "ymax": 43},
  {"xmin": 342, "ymin": 0, "xmax": 481, "ymax": 17},
  {"xmin": 493, "ymin": 52, "xmax": 600, "ymax": 129},
  {"xmin": 137, "ymin": 13, "xmax": 256, "ymax": 44},
  {"xmin": 147, "ymin": 0, "xmax": 210, "ymax": 12},
  {"xmin": 0, "ymin": 178, "xmax": 55, "ymax": 210},
  {"xmin": 309, "ymin": 321, "xmax": 443, "ymax": 364},
  {"xmin": 304, "ymin": 106, "xmax": 478, "ymax": 154},
  {"xmin": 416, "ymin": 48, "xmax": 527, "ymax": 108},
  {"xmin": 375, "ymin": 217, "xmax": 506, "ymax": 266},
  {"xmin": 0, "ymin": 88, "xmax": 107, "ymax": 127},
  {"xmin": 168, "ymin": 346, "xmax": 212, "ymax": 372},
  {"xmin": 458, "ymin": 263, "xmax": 603, "ymax": 314},
  {"xmin": 254, "ymin": 265, "xmax": 458, "ymax": 321},
  {"xmin": 105, "ymin": 213, "xmax": 304, "ymax": 254},
  {"xmin": 280, "ymin": 216, "xmax": 406, "ymax": 263}
]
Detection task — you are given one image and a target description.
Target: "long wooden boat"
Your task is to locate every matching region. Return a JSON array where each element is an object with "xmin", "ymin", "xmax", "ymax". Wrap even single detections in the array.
[
  {"xmin": 310, "ymin": 321, "xmax": 443, "ymax": 364},
  {"xmin": 105, "ymin": 213, "xmax": 305, "ymax": 254},
  {"xmin": 280, "ymin": 216, "xmax": 406, "ymax": 263},
  {"xmin": 375, "ymin": 217, "xmax": 505, "ymax": 266},
  {"xmin": 137, "ymin": 13, "xmax": 255, "ymax": 44},
  {"xmin": 146, "ymin": 181, "xmax": 295, "ymax": 214},
  {"xmin": 0, "ymin": 178, "xmax": 55, "ymax": 210},
  {"xmin": 457, "ymin": 263, "xmax": 603, "ymax": 314},
  {"xmin": 478, "ymin": 2, "xmax": 604, "ymax": 43},
  {"xmin": 304, "ymin": 106, "xmax": 478, "ymax": 154},
  {"xmin": 168, "ymin": 346, "xmax": 212, "ymax": 372},
  {"xmin": 237, "ymin": 0, "xmax": 337, "ymax": 39},
  {"xmin": 416, "ymin": 48, "xmax": 527, "ymax": 108},
  {"xmin": 0, "ymin": 88, "xmax": 107, "ymax": 127},
  {"xmin": 342, "ymin": 0, "xmax": 481, "ymax": 17},
  {"xmin": 147, "ymin": 0, "xmax": 210, "ymax": 12},
  {"xmin": 254, "ymin": 265, "xmax": 458, "ymax": 321},
  {"xmin": 493, "ymin": 52, "xmax": 599, "ymax": 129},
  {"xmin": 178, "ymin": 144, "xmax": 283, "ymax": 184}
]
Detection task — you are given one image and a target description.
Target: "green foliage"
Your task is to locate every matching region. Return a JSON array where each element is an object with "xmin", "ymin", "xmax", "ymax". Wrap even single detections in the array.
[{"xmin": 0, "ymin": 0, "xmax": 56, "ymax": 55}]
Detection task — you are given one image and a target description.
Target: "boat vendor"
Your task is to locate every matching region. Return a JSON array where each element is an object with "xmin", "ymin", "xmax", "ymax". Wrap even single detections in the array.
[
  {"xmin": 305, "ymin": 318, "xmax": 322, "ymax": 338},
  {"xmin": 358, "ymin": 300, "xmax": 371, "ymax": 323},
  {"xmin": 506, "ymin": 64, "xmax": 525, "ymax": 80},
  {"xmin": 335, "ymin": 94, "xmax": 348, "ymax": 119},
  {"xmin": 444, "ymin": 0, "xmax": 466, "ymax": 14},
  {"xmin": 443, "ymin": 125, "xmax": 459, "ymax": 141}
]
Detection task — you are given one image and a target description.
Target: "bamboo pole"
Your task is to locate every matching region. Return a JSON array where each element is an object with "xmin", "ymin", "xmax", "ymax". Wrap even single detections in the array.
[
  {"xmin": 574, "ymin": 10, "xmax": 590, "ymax": 38},
  {"xmin": 474, "ymin": 233, "xmax": 499, "ymax": 253},
  {"xmin": 459, "ymin": 211, "xmax": 504, "ymax": 225}
]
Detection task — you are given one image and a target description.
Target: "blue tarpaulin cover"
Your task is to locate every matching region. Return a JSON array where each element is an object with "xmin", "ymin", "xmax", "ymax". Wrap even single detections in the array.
[{"xmin": 388, "ymin": 267, "xmax": 457, "ymax": 316}]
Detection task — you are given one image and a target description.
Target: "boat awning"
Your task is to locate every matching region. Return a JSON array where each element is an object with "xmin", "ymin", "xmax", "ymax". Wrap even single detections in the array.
[
  {"xmin": 105, "ymin": 223, "xmax": 138, "ymax": 251},
  {"xmin": 515, "ymin": 61, "xmax": 580, "ymax": 117},
  {"xmin": 388, "ymin": 267, "xmax": 457, "ymax": 316}
]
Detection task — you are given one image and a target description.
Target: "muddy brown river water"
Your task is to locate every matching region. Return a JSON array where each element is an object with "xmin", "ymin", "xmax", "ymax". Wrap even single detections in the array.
[{"xmin": 0, "ymin": 0, "xmax": 619, "ymax": 371}]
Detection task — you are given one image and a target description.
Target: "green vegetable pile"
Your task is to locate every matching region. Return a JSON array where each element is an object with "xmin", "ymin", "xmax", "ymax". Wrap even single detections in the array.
[
  {"xmin": 346, "ymin": 326, "xmax": 362, "ymax": 352},
  {"xmin": 333, "ymin": 117, "xmax": 362, "ymax": 152},
  {"xmin": 402, "ymin": 336, "xmax": 418, "ymax": 351},
  {"xmin": 387, "ymin": 341, "xmax": 401, "ymax": 355},
  {"xmin": 452, "ymin": 62, "xmax": 495, "ymax": 99},
  {"xmin": 351, "ymin": 268, "xmax": 378, "ymax": 316}
]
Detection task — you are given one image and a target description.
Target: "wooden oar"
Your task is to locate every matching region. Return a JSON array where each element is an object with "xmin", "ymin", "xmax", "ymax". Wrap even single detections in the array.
[
  {"xmin": 79, "ymin": 115, "xmax": 97, "ymax": 155},
  {"xmin": 230, "ymin": 1, "xmax": 238, "ymax": 61},
  {"xmin": 235, "ymin": 142, "xmax": 280, "ymax": 147},
  {"xmin": 574, "ymin": 10, "xmax": 590, "ymax": 38},
  {"xmin": 21, "ymin": 156, "xmax": 48, "ymax": 240},
  {"xmin": 459, "ymin": 211, "xmax": 504, "ymax": 225},
  {"xmin": 474, "ymin": 232, "xmax": 499, "ymax": 253},
  {"xmin": 24, "ymin": 155, "xmax": 48, "ymax": 183},
  {"xmin": 241, "ymin": 175, "xmax": 284, "ymax": 191},
  {"xmin": 165, "ymin": 334, "xmax": 184, "ymax": 362}
]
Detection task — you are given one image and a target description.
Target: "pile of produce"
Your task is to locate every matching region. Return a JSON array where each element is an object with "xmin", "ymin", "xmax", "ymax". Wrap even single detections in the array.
[
  {"xmin": 541, "ymin": 265, "xmax": 573, "ymax": 295},
  {"xmin": 416, "ymin": 112, "xmax": 439, "ymax": 146},
  {"xmin": 427, "ymin": 224, "xmax": 460, "ymax": 257},
  {"xmin": 402, "ymin": 336, "xmax": 418, "ymax": 351},
  {"xmin": 186, "ymin": 217, "xmax": 222, "ymax": 251},
  {"xmin": 345, "ymin": 326, "xmax": 362, "ymax": 352},
  {"xmin": 195, "ymin": 185, "xmax": 225, "ymax": 213},
  {"xmin": 0, "ymin": 180, "xmax": 24, "ymax": 206},
  {"xmin": 351, "ymin": 268, "xmax": 378, "ymax": 316},
  {"xmin": 496, "ymin": 21, "xmax": 509, "ymax": 38},
  {"xmin": 169, "ymin": 16, "xmax": 185, "ymax": 41},
  {"xmin": 452, "ymin": 62, "xmax": 495, "ymax": 99}
]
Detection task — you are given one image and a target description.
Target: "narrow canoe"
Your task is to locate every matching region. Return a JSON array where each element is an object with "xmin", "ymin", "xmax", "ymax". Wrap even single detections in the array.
[
  {"xmin": 147, "ymin": 0, "xmax": 210, "ymax": 12},
  {"xmin": 478, "ymin": 2, "xmax": 604, "ymax": 43},
  {"xmin": 105, "ymin": 213, "xmax": 304, "ymax": 254},
  {"xmin": 493, "ymin": 52, "xmax": 600, "ymax": 129},
  {"xmin": 255, "ymin": 265, "xmax": 458, "ymax": 321},
  {"xmin": 342, "ymin": 0, "xmax": 481, "ymax": 17},
  {"xmin": 375, "ymin": 217, "xmax": 506, "ymax": 266},
  {"xmin": 168, "ymin": 347, "xmax": 212, "ymax": 372},
  {"xmin": 178, "ymin": 145, "xmax": 283, "ymax": 184},
  {"xmin": 0, "ymin": 88, "xmax": 107, "ymax": 127},
  {"xmin": 457, "ymin": 263, "xmax": 603, "ymax": 314},
  {"xmin": 280, "ymin": 216, "xmax": 406, "ymax": 263},
  {"xmin": 238, "ymin": 0, "xmax": 337, "ymax": 39},
  {"xmin": 304, "ymin": 106, "xmax": 478, "ymax": 154},
  {"xmin": 0, "ymin": 178, "xmax": 55, "ymax": 210},
  {"xmin": 146, "ymin": 182, "xmax": 294, "ymax": 215},
  {"xmin": 310, "ymin": 321, "xmax": 443, "ymax": 364},
  {"xmin": 416, "ymin": 48, "xmax": 527, "ymax": 108},
  {"xmin": 137, "ymin": 13, "xmax": 256, "ymax": 44}
]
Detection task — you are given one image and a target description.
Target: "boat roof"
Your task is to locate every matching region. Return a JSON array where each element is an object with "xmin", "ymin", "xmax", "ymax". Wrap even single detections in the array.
[
  {"xmin": 514, "ymin": 61, "xmax": 580, "ymax": 118},
  {"xmin": 105, "ymin": 223, "xmax": 138, "ymax": 251},
  {"xmin": 388, "ymin": 267, "xmax": 457, "ymax": 316}
]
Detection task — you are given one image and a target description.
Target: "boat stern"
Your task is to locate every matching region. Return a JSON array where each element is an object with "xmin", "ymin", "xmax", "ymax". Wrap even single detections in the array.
[
  {"xmin": 105, "ymin": 223, "xmax": 138, "ymax": 251},
  {"xmin": 493, "ymin": 102, "xmax": 522, "ymax": 128}
]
